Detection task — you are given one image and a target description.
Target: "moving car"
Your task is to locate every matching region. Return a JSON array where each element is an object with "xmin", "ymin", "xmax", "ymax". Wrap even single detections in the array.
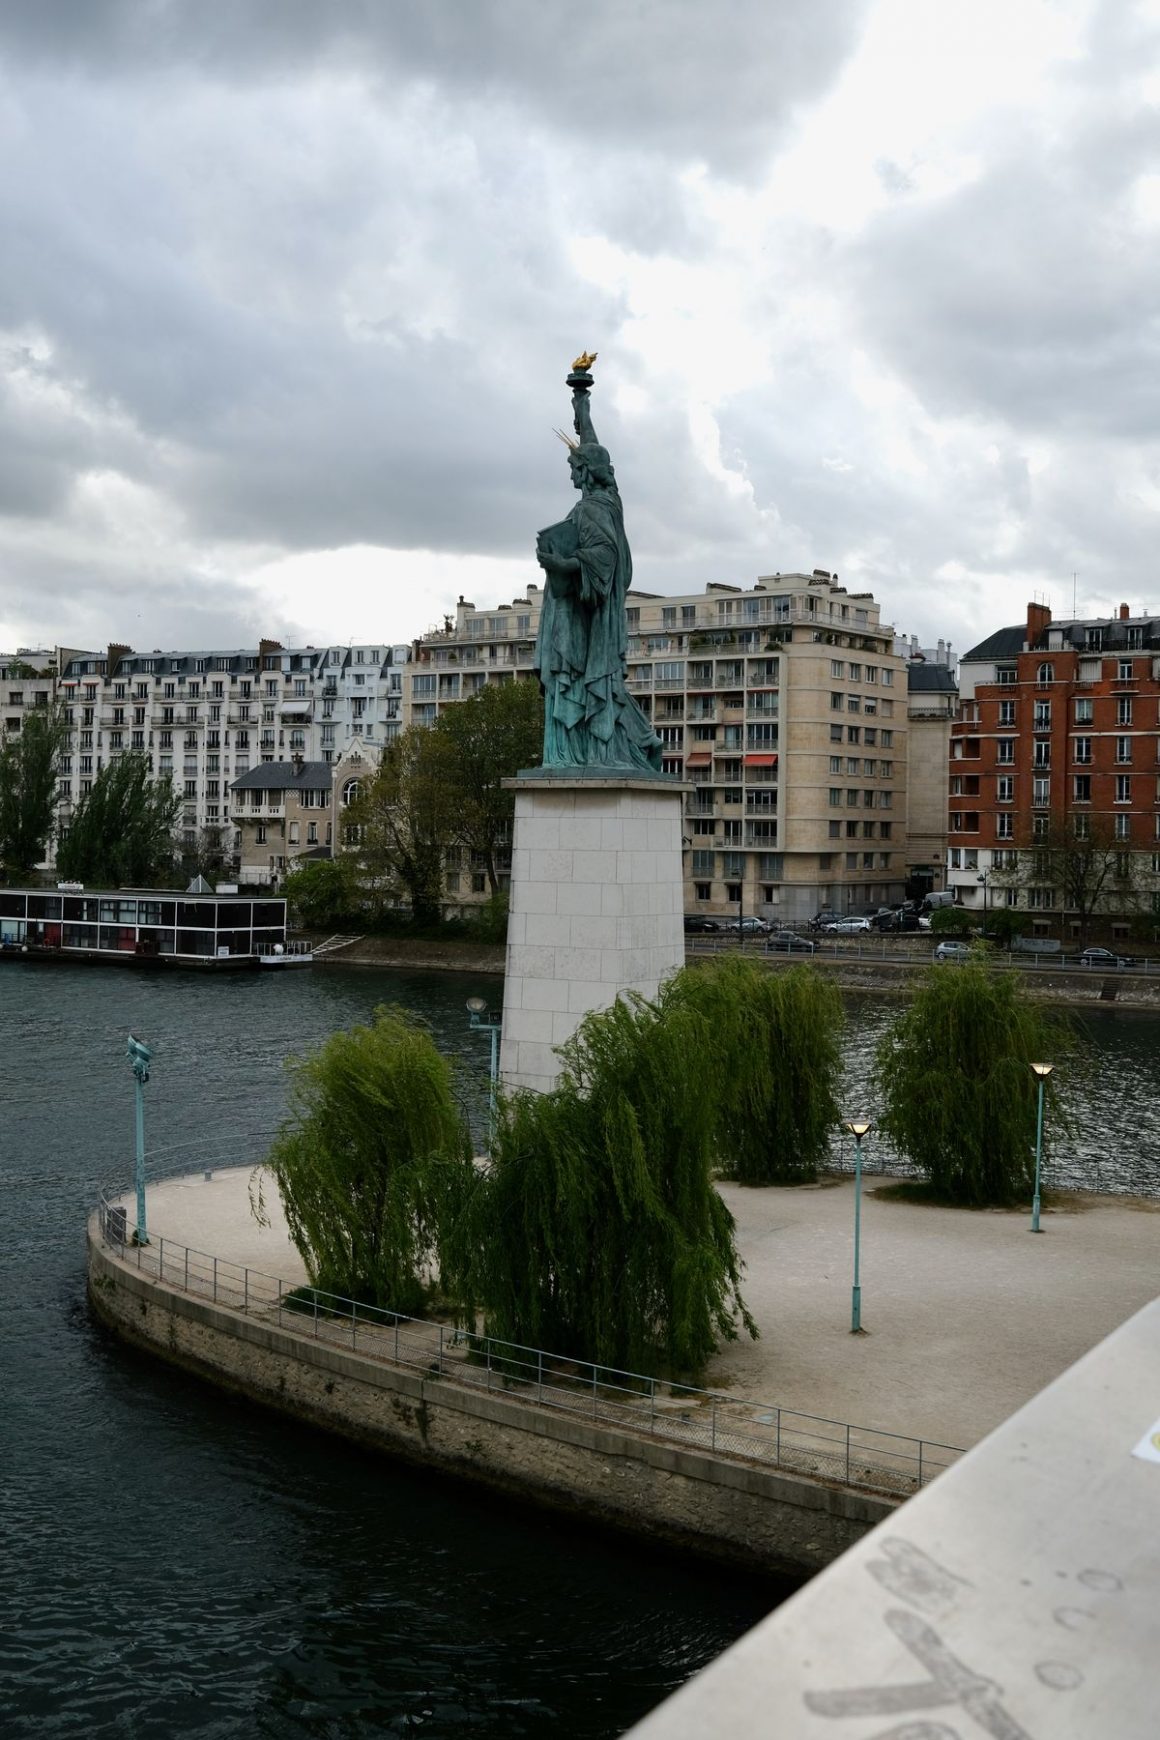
[
  {"xmin": 824, "ymin": 916, "xmax": 872, "ymax": 934},
  {"xmin": 728, "ymin": 916, "xmax": 772, "ymax": 936},
  {"xmin": 933, "ymin": 940, "xmax": 971, "ymax": 963},
  {"xmin": 765, "ymin": 931, "xmax": 818, "ymax": 953},
  {"xmin": 683, "ymin": 915, "xmax": 720, "ymax": 933},
  {"xmin": 1079, "ymin": 946, "xmax": 1129, "ymax": 968}
]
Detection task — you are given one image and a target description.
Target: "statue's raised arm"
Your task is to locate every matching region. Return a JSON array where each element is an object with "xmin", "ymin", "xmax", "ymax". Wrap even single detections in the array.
[{"xmin": 531, "ymin": 352, "xmax": 663, "ymax": 774}]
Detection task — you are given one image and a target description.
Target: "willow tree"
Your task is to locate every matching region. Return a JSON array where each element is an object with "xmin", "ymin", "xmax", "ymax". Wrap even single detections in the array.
[
  {"xmin": 257, "ymin": 1007, "xmax": 473, "ymax": 1313},
  {"xmin": 449, "ymin": 992, "xmax": 756, "ymax": 1377},
  {"xmin": 665, "ymin": 956, "xmax": 843, "ymax": 1183},
  {"xmin": 872, "ymin": 961, "xmax": 1070, "ymax": 1206}
]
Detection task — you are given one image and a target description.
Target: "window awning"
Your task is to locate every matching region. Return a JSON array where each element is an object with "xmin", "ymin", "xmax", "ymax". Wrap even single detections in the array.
[
  {"xmin": 745, "ymin": 753, "xmax": 778, "ymax": 766},
  {"xmin": 685, "ymin": 752, "xmax": 712, "ymax": 766}
]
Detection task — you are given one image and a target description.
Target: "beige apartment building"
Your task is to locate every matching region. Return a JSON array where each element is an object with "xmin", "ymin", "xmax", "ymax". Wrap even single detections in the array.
[{"xmin": 409, "ymin": 571, "xmax": 912, "ymax": 925}]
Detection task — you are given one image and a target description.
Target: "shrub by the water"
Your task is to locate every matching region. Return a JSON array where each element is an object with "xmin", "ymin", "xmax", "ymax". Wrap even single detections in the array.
[
  {"xmin": 448, "ymin": 992, "xmax": 756, "ymax": 1377},
  {"xmin": 257, "ymin": 1006, "xmax": 473, "ymax": 1313},
  {"xmin": 664, "ymin": 956, "xmax": 843, "ymax": 1183},
  {"xmin": 872, "ymin": 961, "xmax": 1069, "ymax": 1206}
]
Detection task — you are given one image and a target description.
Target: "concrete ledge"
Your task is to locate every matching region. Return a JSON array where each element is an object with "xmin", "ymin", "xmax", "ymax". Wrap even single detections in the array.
[{"xmin": 88, "ymin": 1228, "xmax": 893, "ymax": 1577}]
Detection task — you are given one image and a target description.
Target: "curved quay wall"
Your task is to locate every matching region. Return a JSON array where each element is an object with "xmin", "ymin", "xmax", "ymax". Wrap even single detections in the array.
[{"xmin": 87, "ymin": 1221, "xmax": 893, "ymax": 1579}]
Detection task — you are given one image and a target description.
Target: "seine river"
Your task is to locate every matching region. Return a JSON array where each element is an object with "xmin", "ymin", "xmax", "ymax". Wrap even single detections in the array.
[{"xmin": 3, "ymin": 961, "xmax": 1157, "ymax": 1739}]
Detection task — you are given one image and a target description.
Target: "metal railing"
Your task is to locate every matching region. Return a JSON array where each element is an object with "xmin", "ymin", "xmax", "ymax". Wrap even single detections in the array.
[{"xmin": 94, "ymin": 1193, "xmax": 961, "ymax": 1499}]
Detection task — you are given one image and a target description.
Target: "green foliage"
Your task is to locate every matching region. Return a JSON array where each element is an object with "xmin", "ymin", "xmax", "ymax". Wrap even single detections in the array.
[
  {"xmin": 56, "ymin": 752, "xmax": 181, "ymax": 886},
  {"xmin": 929, "ymin": 904, "xmax": 975, "ymax": 935},
  {"xmin": 449, "ymin": 992, "xmax": 756, "ymax": 1377},
  {"xmin": 282, "ymin": 856, "xmax": 362, "ymax": 929},
  {"xmin": 432, "ymin": 678, "xmax": 543, "ymax": 892},
  {"xmin": 982, "ymin": 908, "xmax": 1026, "ymax": 949},
  {"xmin": 872, "ymin": 961, "xmax": 1070, "ymax": 1206},
  {"xmin": 0, "ymin": 704, "xmax": 69, "ymax": 875},
  {"xmin": 259, "ymin": 1007, "xmax": 473, "ymax": 1314},
  {"xmin": 471, "ymin": 890, "xmax": 509, "ymax": 944},
  {"xmin": 345, "ymin": 725, "xmax": 457, "ymax": 927},
  {"xmin": 665, "ymin": 956, "xmax": 843, "ymax": 1183}
]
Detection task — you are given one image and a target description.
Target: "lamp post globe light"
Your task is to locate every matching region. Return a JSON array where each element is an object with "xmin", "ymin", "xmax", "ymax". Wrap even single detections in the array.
[
  {"xmin": 1029, "ymin": 1062, "xmax": 1054, "ymax": 1234},
  {"xmin": 466, "ymin": 997, "xmax": 501, "ymax": 1149},
  {"xmin": 843, "ymin": 1117, "xmax": 873, "ymax": 1334},
  {"xmin": 125, "ymin": 1034, "xmax": 154, "ymax": 1247}
]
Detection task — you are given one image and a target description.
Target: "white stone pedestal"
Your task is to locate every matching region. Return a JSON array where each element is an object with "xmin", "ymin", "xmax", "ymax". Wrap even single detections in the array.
[{"xmin": 499, "ymin": 774, "xmax": 687, "ymax": 1095}]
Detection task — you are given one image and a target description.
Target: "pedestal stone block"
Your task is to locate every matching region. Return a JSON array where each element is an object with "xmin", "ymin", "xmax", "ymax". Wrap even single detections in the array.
[{"xmin": 499, "ymin": 774, "xmax": 686, "ymax": 1095}]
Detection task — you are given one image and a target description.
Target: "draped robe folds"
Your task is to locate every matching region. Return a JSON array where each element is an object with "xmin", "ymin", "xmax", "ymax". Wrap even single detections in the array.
[{"xmin": 535, "ymin": 485, "xmax": 663, "ymax": 771}]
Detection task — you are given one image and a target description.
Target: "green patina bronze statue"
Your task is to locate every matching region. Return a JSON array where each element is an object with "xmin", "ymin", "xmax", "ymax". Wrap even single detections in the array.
[{"xmin": 533, "ymin": 355, "xmax": 664, "ymax": 773}]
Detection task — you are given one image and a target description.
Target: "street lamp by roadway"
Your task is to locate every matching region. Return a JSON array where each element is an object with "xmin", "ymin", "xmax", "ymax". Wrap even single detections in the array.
[
  {"xmin": 844, "ymin": 1117, "xmax": 873, "ymax": 1333},
  {"xmin": 466, "ymin": 997, "xmax": 502, "ymax": 1149},
  {"xmin": 125, "ymin": 1034, "xmax": 154, "ymax": 1247},
  {"xmin": 977, "ymin": 868, "xmax": 989, "ymax": 929},
  {"xmin": 1029, "ymin": 1062, "xmax": 1054, "ymax": 1233}
]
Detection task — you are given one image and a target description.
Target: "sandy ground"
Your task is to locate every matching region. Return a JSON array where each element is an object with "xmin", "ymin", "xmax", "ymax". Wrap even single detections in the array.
[{"xmin": 115, "ymin": 1166, "xmax": 1159, "ymax": 1453}]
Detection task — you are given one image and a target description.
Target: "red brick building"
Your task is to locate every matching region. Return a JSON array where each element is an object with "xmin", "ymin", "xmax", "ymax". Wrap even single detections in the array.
[{"xmin": 947, "ymin": 602, "xmax": 1160, "ymax": 937}]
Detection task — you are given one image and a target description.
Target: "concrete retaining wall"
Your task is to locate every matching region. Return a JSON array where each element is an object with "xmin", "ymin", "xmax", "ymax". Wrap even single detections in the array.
[{"xmin": 87, "ymin": 1227, "xmax": 892, "ymax": 1578}]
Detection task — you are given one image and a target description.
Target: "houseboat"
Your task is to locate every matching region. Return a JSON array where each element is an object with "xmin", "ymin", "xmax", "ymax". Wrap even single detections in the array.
[{"xmin": 0, "ymin": 886, "xmax": 307, "ymax": 970}]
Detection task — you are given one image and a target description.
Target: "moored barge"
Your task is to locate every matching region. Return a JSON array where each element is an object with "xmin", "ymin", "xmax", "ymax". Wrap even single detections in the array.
[{"xmin": 0, "ymin": 887, "xmax": 304, "ymax": 970}]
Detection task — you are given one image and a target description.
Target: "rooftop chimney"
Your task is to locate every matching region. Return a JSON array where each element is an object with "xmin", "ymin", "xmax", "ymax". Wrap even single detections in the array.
[
  {"xmin": 1119, "ymin": 602, "xmax": 1130, "ymax": 621},
  {"xmin": 1026, "ymin": 602, "xmax": 1051, "ymax": 648}
]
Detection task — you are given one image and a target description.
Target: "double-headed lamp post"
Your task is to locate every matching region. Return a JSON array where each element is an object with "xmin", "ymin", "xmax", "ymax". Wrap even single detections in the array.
[
  {"xmin": 125, "ymin": 1034, "xmax": 154, "ymax": 1247},
  {"xmin": 844, "ymin": 1117, "xmax": 873, "ymax": 1333},
  {"xmin": 466, "ymin": 997, "xmax": 502, "ymax": 1148},
  {"xmin": 1029, "ymin": 1062, "xmax": 1054, "ymax": 1234}
]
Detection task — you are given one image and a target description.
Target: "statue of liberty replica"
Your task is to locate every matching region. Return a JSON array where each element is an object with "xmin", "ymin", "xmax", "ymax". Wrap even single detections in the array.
[
  {"xmin": 501, "ymin": 354, "xmax": 684, "ymax": 1097},
  {"xmin": 533, "ymin": 355, "xmax": 664, "ymax": 772}
]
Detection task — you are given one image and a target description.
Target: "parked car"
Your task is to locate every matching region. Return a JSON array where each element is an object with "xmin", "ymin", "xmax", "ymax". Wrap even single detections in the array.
[
  {"xmin": 765, "ymin": 931, "xmax": 818, "ymax": 953},
  {"xmin": 808, "ymin": 909, "xmax": 840, "ymax": 933},
  {"xmin": 728, "ymin": 916, "xmax": 772, "ymax": 936},
  {"xmin": 1079, "ymin": 946, "xmax": 1129, "ymax": 968},
  {"xmin": 683, "ymin": 915, "xmax": 720, "ymax": 933},
  {"xmin": 933, "ymin": 940, "xmax": 972, "ymax": 963},
  {"xmin": 824, "ymin": 916, "xmax": 872, "ymax": 934}
]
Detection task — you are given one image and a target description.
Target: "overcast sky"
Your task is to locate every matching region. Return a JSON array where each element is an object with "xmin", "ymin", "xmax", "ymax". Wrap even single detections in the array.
[{"xmin": 3, "ymin": 0, "xmax": 1160, "ymax": 660}]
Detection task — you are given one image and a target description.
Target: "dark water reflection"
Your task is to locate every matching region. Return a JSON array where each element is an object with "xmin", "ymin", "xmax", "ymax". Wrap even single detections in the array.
[{"xmin": 1, "ymin": 963, "xmax": 781, "ymax": 1740}]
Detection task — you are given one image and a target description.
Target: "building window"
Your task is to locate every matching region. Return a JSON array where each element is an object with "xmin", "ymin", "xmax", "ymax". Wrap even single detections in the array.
[
  {"xmin": 998, "ymin": 700, "xmax": 1016, "ymax": 726},
  {"xmin": 847, "ymin": 726, "xmax": 861, "ymax": 744},
  {"xmin": 1028, "ymin": 887, "xmax": 1055, "ymax": 909},
  {"xmin": 1119, "ymin": 659, "xmax": 1133, "ymax": 680},
  {"xmin": 997, "ymin": 740, "xmax": 1015, "ymax": 765},
  {"xmin": 1032, "ymin": 777, "xmax": 1050, "ymax": 807},
  {"xmin": 1074, "ymin": 775, "xmax": 1092, "ymax": 802},
  {"xmin": 1074, "ymin": 698, "xmax": 1093, "ymax": 723},
  {"xmin": 1115, "ymin": 816, "xmax": 1131, "ymax": 843},
  {"xmin": 1073, "ymin": 737, "xmax": 1091, "ymax": 764},
  {"xmin": 831, "ymin": 692, "xmax": 844, "ymax": 710},
  {"xmin": 830, "ymin": 724, "xmax": 844, "ymax": 743},
  {"xmin": 997, "ymin": 776, "xmax": 1013, "ymax": 803},
  {"xmin": 1118, "ymin": 697, "xmax": 1133, "ymax": 725},
  {"xmin": 725, "ymin": 883, "xmax": 741, "ymax": 904},
  {"xmin": 1036, "ymin": 663, "xmax": 1054, "ymax": 684},
  {"xmin": 828, "ymin": 820, "xmax": 841, "ymax": 839},
  {"xmin": 694, "ymin": 881, "xmax": 711, "ymax": 901},
  {"xmin": 996, "ymin": 814, "xmax": 1013, "ymax": 840},
  {"xmin": 1116, "ymin": 736, "xmax": 1132, "ymax": 763},
  {"xmin": 1034, "ymin": 700, "xmax": 1051, "ymax": 728},
  {"xmin": 1116, "ymin": 774, "xmax": 1131, "ymax": 803},
  {"xmin": 1033, "ymin": 742, "xmax": 1050, "ymax": 768}
]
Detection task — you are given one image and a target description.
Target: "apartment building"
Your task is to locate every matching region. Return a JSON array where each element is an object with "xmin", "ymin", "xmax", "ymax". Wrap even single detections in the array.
[
  {"xmin": 38, "ymin": 639, "xmax": 406, "ymax": 865},
  {"xmin": 948, "ymin": 601, "xmax": 1160, "ymax": 935},
  {"xmin": 410, "ymin": 572, "xmax": 911, "ymax": 924}
]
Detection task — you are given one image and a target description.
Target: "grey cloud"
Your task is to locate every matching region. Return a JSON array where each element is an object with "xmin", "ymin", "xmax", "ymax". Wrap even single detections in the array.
[{"xmin": 0, "ymin": 1, "xmax": 869, "ymax": 176}]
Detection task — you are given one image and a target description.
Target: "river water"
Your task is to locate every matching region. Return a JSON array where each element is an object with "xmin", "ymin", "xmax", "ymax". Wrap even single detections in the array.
[{"xmin": 4, "ymin": 962, "xmax": 1157, "ymax": 1739}]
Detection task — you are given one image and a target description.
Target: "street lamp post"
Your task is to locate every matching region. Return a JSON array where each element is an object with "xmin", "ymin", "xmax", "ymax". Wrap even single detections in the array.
[
  {"xmin": 126, "ymin": 1034, "xmax": 154, "ymax": 1247},
  {"xmin": 1029, "ymin": 1062, "xmax": 1054, "ymax": 1233},
  {"xmin": 977, "ymin": 868, "xmax": 989, "ymax": 930},
  {"xmin": 844, "ymin": 1117, "xmax": 873, "ymax": 1333},
  {"xmin": 466, "ymin": 997, "xmax": 502, "ymax": 1149}
]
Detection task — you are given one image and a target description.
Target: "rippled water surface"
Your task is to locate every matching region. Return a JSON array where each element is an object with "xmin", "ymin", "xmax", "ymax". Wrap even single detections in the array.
[
  {"xmin": 1, "ymin": 963, "xmax": 783, "ymax": 1740},
  {"xmin": 4, "ymin": 962, "xmax": 1157, "ymax": 1738}
]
